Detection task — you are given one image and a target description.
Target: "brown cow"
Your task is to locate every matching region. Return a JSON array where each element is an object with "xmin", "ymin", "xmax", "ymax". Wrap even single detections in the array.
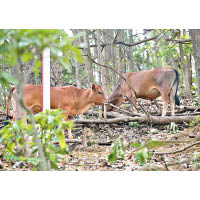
[
  {"xmin": 107, "ymin": 67, "xmax": 180, "ymax": 116},
  {"xmin": 6, "ymin": 84, "xmax": 107, "ymax": 139}
]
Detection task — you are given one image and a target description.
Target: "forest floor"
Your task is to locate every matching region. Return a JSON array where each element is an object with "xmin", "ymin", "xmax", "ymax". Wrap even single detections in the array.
[{"xmin": 0, "ymin": 97, "xmax": 200, "ymax": 171}]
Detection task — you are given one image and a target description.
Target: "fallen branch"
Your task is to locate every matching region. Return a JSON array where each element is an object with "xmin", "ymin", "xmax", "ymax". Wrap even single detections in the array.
[
  {"xmin": 105, "ymin": 103, "xmax": 145, "ymax": 117},
  {"xmin": 152, "ymin": 141, "xmax": 200, "ymax": 155},
  {"xmin": 54, "ymin": 139, "xmax": 112, "ymax": 146},
  {"xmin": 75, "ymin": 115, "xmax": 198, "ymax": 125},
  {"xmin": 85, "ymin": 110, "xmax": 126, "ymax": 118}
]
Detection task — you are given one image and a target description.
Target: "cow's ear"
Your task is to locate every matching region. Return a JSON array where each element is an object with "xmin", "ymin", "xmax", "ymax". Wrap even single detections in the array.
[{"xmin": 92, "ymin": 84, "xmax": 96, "ymax": 90}]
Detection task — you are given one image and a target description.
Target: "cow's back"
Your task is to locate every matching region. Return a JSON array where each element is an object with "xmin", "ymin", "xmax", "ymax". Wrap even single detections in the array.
[
  {"xmin": 50, "ymin": 86, "xmax": 80, "ymax": 109},
  {"xmin": 123, "ymin": 67, "xmax": 176, "ymax": 99}
]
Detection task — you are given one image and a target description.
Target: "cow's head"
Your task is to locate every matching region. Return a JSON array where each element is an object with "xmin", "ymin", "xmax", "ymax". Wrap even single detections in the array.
[
  {"xmin": 106, "ymin": 94, "xmax": 125, "ymax": 111},
  {"xmin": 106, "ymin": 83, "xmax": 125, "ymax": 112},
  {"xmin": 91, "ymin": 84, "xmax": 107, "ymax": 105}
]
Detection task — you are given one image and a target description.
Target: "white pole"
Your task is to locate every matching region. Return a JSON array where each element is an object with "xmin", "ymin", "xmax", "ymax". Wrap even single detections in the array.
[{"xmin": 42, "ymin": 47, "xmax": 50, "ymax": 111}]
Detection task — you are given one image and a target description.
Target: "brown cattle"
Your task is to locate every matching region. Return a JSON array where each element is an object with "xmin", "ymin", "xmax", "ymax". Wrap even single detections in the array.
[
  {"xmin": 6, "ymin": 84, "xmax": 107, "ymax": 139},
  {"xmin": 107, "ymin": 67, "xmax": 180, "ymax": 116}
]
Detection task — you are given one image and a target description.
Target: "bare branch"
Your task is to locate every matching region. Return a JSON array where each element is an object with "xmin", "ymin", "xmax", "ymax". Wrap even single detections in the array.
[
  {"xmin": 114, "ymin": 33, "xmax": 161, "ymax": 47},
  {"xmin": 165, "ymin": 38, "xmax": 192, "ymax": 44},
  {"xmin": 152, "ymin": 140, "xmax": 200, "ymax": 155}
]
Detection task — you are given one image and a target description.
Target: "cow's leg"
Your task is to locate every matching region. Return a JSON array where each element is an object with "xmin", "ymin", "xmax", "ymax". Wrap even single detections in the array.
[
  {"xmin": 63, "ymin": 109, "xmax": 73, "ymax": 139},
  {"xmin": 67, "ymin": 126, "xmax": 73, "ymax": 140},
  {"xmin": 64, "ymin": 118, "xmax": 73, "ymax": 139},
  {"xmin": 153, "ymin": 99, "xmax": 162, "ymax": 115},
  {"xmin": 161, "ymin": 93, "xmax": 169, "ymax": 117},
  {"xmin": 169, "ymin": 85, "xmax": 176, "ymax": 116},
  {"xmin": 66, "ymin": 115, "xmax": 73, "ymax": 140}
]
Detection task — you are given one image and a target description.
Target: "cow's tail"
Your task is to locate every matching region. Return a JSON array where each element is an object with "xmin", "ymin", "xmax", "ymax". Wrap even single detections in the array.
[
  {"xmin": 5, "ymin": 87, "xmax": 15, "ymax": 125},
  {"xmin": 173, "ymin": 69, "xmax": 180, "ymax": 106}
]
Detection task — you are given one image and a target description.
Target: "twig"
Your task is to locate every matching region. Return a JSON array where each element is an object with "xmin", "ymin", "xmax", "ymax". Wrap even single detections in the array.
[
  {"xmin": 54, "ymin": 139, "xmax": 112, "ymax": 146},
  {"xmin": 105, "ymin": 103, "xmax": 144, "ymax": 117},
  {"xmin": 152, "ymin": 141, "xmax": 200, "ymax": 155},
  {"xmin": 114, "ymin": 33, "xmax": 161, "ymax": 47}
]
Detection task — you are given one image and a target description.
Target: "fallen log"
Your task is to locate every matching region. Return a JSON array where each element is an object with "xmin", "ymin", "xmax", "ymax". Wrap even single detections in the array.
[
  {"xmin": 85, "ymin": 110, "xmax": 127, "ymax": 118},
  {"xmin": 75, "ymin": 115, "xmax": 199, "ymax": 125},
  {"xmin": 54, "ymin": 139, "xmax": 112, "ymax": 146}
]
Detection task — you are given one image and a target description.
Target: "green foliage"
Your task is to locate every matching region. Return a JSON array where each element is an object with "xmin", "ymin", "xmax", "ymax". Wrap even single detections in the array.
[
  {"xmin": 0, "ymin": 71, "xmax": 19, "ymax": 87},
  {"xmin": 189, "ymin": 116, "xmax": 200, "ymax": 127},
  {"xmin": 108, "ymin": 137, "xmax": 125, "ymax": 163},
  {"xmin": 0, "ymin": 29, "xmax": 84, "ymax": 88},
  {"xmin": 0, "ymin": 119, "xmax": 32, "ymax": 155},
  {"xmin": 190, "ymin": 151, "xmax": 200, "ymax": 170},
  {"xmin": 134, "ymin": 147, "xmax": 152, "ymax": 166},
  {"xmin": 131, "ymin": 141, "xmax": 152, "ymax": 165},
  {"xmin": 145, "ymin": 140, "xmax": 165, "ymax": 149},
  {"xmin": 131, "ymin": 139, "xmax": 166, "ymax": 165},
  {"xmin": 108, "ymin": 137, "xmax": 166, "ymax": 166},
  {"xmin": 193, "ymin": 98, "xmax": 200, "ymax": 107},
  {"xmin": 128, "ymin": 122, "xmax": 142, "ymax": 128},
  {"xmin": 0, "ymin": 109, "xmax": 71, "ymax": 170},
  {"xmin": 166, "ymin": 122, "xmax": 179, "ymax": 134}
]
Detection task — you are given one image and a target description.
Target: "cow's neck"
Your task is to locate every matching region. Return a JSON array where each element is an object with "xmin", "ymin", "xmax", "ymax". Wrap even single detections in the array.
[{"xmin": 75, "ymin": 88, "xmax": 94, "ymax": 114}]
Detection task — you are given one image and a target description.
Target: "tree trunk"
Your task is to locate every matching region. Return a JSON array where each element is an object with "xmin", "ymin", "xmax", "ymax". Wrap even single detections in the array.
[
  {"xmin": 15, "ymin": 63, "xmax": 26, "ymax": 121},
  {"xmin": 178, "ymin": 33, "xmax": 192, "ymax": 98},
  {"xmin": 155, "ymin": 43, "xmax": 161, "ymax": 68},
  {"xmin": 118, "ymin": 30, "xmax": 123, "ymax": 76},
  {"xmin": 103, "ymin": 30, "xmax": 110, "ymax": 96},
  {"xmin": 187, "ymin": 54, "xmax": 192, "ymax": 87},
  {"xmin": 189, "ymin": 29, "xmax": 200, "ymax": 97},
  {"xmin": 111, "ymin": 30, "xmax": 117, "ymax": 84},
  {"xmin": 128, "ymin": 29, "xmax": 135, "ymax": 71},
  {"xmin": 72, "ymin": 29, "xmax": 81, "ymax": 88},
  {"xmin": 146, "ymin": 49, "xmax": 150, "ymax": 67},
  {"xmin": 84, "ymin": 30, "xmax": 94, "ymax": 86},
  {"xmin": 121, "ymin": 30, "xmax": 127, "ymax": 73},
  {"xmin": 97, "ymin": 29, "xmax": 102, "ymax": 85}
]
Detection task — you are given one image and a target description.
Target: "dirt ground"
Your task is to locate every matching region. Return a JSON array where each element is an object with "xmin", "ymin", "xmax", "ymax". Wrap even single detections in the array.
[{"xmin": 0, "ymin": 97, "xmax": 200, "ymax": 171}]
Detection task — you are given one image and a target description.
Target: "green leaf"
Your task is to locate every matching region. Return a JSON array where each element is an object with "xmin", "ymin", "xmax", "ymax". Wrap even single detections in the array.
[
  {"xmin": 135, "ymin": 148, "xmax": 152, "ymax": 165},
  {"xmin": 7, "ymin": 142, "xmax": 15, "ymax": 152},
  {"xmin": 108, "ymin": 143, "xmax": 117, "ymax": 163},
  {"xmin": 0, "ymin": 71, "xmax": 19, "ymax": 86},
  {"xmin": 131, "ymin": 142, "xmax": 141, "ymax": 148},
  {"xmin": 27, "ymin": 157, "xmax": 40, "ymax": 165},
  {"xmin": 50, "ymin": 161, "xmax": 59, "ymax": 170},
  {"xmin": 57, "ymin": 131, "xmax": 66, "ymax": 150},
  {"xmin": 22, "ymin": 52, "xmax": 33, "ymax": 62},
  {"xmin": 146, "ymin": 140, "xmax": 165, "ymax": 148},
  {"xmin": 33, "ymin": 60, "xmax": 42, "ymax": 76}
]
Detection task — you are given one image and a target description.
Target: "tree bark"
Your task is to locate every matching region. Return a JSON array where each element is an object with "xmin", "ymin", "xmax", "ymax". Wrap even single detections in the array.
[
  {"xmin": 72, "ymin": 29, "xmax": 81, "ymax": 88},
  {"xmin": 121, "ymin": 30, "xmax": 127, "ymax": 73},
  {"xmin": 84, "ymin": 30, "xmax": 94, "ymax": 86},
  {"xmin": 189, "ymin": 29, "xmax": 200, "ymax": 97},
  {"xmin": 178, "ymin": 32, "xmax": 192, "ymax": 98},
  {"xmin": 111, "ymin": 30, "xmax": 117, "ymax": 84},
  {"xmin": 75, "ymin": 115, "xmax": 197, "ymax": 125},
  {"xmin": 103, "ymin": 30, "xmax": 110, "ymax": 96},
  {"xmin": 97, "ymin": 29, "xmax": 102, "ymax": 85},
  {"xmin": 128, "ymin": 29, "xmax": 135, "ymax": 71},
  {"xmin": 15, "ymin": 63, "xmax": 26, "ymax": 121},
  {"xmin": 118, "ymin": 30, "xmax": 123, "ymax": 76}
]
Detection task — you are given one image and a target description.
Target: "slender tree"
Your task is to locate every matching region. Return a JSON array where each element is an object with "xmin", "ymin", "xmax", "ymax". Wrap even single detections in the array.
[{"xmin": 190, "ymin": 29, "xmax": 200, "ymax": 97}]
